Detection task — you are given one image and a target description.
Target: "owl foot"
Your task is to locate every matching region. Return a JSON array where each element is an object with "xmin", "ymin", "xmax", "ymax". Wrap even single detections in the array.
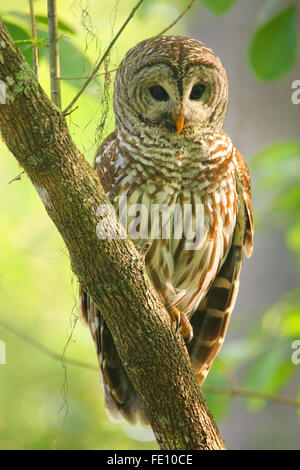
[{"xmin": 169, "ymin": 307, "xmax": 193, "ymax": 344}]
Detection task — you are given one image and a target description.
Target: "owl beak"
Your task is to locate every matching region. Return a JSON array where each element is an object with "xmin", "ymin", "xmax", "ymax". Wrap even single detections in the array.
[{"xmin": 175, "ymin": 115, "xmax": 184, "ymax": 134}]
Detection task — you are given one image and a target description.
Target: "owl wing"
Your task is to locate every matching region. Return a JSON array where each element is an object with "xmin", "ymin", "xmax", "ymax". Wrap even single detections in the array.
[
  {"xmin": 188, "ymin": 147, "xmax": 254, "ymax": 384},
  {"xmin": 79, "ymin": 132, "xmax": 148, "ymax": 424},
  {"xmin": 79, "ymin": 284, "xmax": 147, "ymax": 424},
  {"xmin": 234, "ymin": 149, "xmax": 254, "ymax": 258},
  {"xmin": 93, "ymin": 130, "xmax": 122, "ymax": 199}
]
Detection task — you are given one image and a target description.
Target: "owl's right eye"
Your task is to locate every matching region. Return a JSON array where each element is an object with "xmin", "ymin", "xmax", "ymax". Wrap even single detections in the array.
[
  {"xmin": 149, "ymin": 85, "xmax": 169, "ymax": 102},
  {"xmin": 190, "ymin": 83, "xmax": 206, "ymax": 100}
]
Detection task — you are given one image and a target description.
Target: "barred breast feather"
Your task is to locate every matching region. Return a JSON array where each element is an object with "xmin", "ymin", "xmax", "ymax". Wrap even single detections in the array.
[{"xmin": 79, "ymin": 128, "xmax": 253, "ymax": 423}]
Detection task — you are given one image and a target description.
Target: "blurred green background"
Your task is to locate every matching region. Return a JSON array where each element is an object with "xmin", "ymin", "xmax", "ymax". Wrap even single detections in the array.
[{"xmin": 0, "ymin": 0, "xmax": 299, "ymax": 450}]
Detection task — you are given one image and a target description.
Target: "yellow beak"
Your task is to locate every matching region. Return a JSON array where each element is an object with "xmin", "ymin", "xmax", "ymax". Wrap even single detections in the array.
[{"xmin": 175, "ymin": 115, "xmax": 184, "ymax": 134}]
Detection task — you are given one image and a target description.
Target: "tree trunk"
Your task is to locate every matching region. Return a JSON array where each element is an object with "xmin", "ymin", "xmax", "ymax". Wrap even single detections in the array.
[{"xmin": 0, "ymin": 20, "xmax": 225, "ymax": 450}]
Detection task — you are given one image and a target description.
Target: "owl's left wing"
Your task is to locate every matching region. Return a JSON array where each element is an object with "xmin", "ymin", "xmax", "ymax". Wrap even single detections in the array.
[
  {"xmin": 233, "ymin": 149, "xmax": 254, "ymax": 258},
  {"xmin": 188, "ymin": 146, "xmax": 254, "ymax": 384}
]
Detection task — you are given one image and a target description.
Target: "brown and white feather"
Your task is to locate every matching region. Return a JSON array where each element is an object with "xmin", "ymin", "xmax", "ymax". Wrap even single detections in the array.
[{"xmin": 79, "ymin": 35, "xmax": 254, "ymax": 424}]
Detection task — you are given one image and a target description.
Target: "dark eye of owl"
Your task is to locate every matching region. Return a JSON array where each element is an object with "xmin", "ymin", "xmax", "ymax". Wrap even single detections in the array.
[
  {"xmin": 190, "ymin": 83, "xmax": 206, "ymax": 100},
  {"xmin": 149, "ymin": 85, "xmax": 169, "ymax": 102}
]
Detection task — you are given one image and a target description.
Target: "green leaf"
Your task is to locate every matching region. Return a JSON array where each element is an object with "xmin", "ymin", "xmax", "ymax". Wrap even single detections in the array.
[
  {"xmin": 286, "ymin": 221, "xmax": 300, "ymax": 259},
  {"xmin": 3, "ymin": 11, "xmax": 76, "ymax": 34},
  {"xmin": 59, "ymin": 39, "xmax": 91, "ymax": 88},
  {"xmin": 249, "ymin": 4, "xmax": 297, "ymax": 80},
  {"xmin": 3, "ymin": 21, "xmax": 33, "ymax": 68},
  {"xmin": 282, "ymin": 308, "xmax": 300, "ymax": 337},
  {"xmin": 203, "ymin": 364, "xmax": 232, "ymax": 421},
  {"xmin": 57, "ymin": 35, "xmax": 100, "ymax": 93},
  {"xmin": 242, "ymin": 343, "xmax": 294, "ymax": 411},
  {"xmin": 200, "ymin": 0, "xmax": 237, "ymax": 16},
  {"xmin": 35, "ymin": 15, "xmax": 76, "ymax": 34},
  {"xmin": 275, "ymin": 186, "xmax": 300, "ymax": 214},
  {"xmin": 253, "ymin": 141, "xmax": 300, "ymax": 167},
  {"xmin": 252, "ymin": 141, "xmax": 300, "ymax": 192}
]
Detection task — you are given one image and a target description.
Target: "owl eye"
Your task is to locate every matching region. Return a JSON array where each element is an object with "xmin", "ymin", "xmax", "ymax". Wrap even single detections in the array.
[
  {"xmin": 149, "ymin": 85, "xmax": 169, "ymax": 102},
  {"xmin": 190, "ymin": 83, "xmax": 206, "ymax": 100}
]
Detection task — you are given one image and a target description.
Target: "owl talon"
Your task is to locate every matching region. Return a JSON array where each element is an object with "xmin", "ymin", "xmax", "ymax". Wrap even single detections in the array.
[
  {"xmin": 180, "ymin": 313, "xmax": 194, "ymax": 344},
  {"xmin": 175, "ymin": 317, "xmax": 181, "ymax": 335},
  {"xmin": 169, "ymin": 307, "xmax": 193, "ymax": 344},
  {"xmin": 184, "ymin": 327, "xmax": 193, "ymax": 345},
  {"xmin": 169, "ymin": 306, "xmax": 181, "ymax": 334}
]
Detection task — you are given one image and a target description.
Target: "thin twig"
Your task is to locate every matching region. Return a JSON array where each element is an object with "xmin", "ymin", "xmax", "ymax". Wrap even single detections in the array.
[
  {"xmin": 63, "ymin": 105, "xmax": 79, "ymax": 117},
  {"xmin": 60, "ymin": 0, "xmax": 196, "ymax": 85},
  {"xmin": 29, "ymin": 0, "xmax": 39, "ymax": 79},
  {"xmin": 1, "ymin": 315, "xmax": 299, "ymax": 409},
  {"xmin": 103, "ymin": 0, "xmax": 197, "ymax": 77},
  {"xmin": 0, "ymin": 315, "xmax": 97, "ymax": 371},
  {"xmin": 62, "ymin": 0, "xmax": 145, "ymax": 115},
  {"xmin": 218, "ymin": 358, "xmax": 240, "ymax": 389},
  {"xmin": 203, "ymin": 385, "xmax": 300, "ymax": 409},
  {"xmin": 9, "ymin": 170, "xmax": 25, "ymax": 184},
  {"xmin": 47, "ymin": 0, "xmax": 61, "ymax": 108},
  {"xmin": 157, "ymin": 0, "xmax": 196, "ymax": 36}
]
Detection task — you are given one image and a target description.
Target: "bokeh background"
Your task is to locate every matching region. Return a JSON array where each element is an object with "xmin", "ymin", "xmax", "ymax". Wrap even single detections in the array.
[{"xmin": 0, "ymin": 0, "xmax": 299, "ymax": 450}]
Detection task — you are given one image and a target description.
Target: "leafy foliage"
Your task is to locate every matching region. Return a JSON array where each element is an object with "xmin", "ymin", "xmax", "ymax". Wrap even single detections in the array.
[
  {"xmin": 4, "ymin": 11, "xmax": 76, "ymax": 34},
  {"xmin": 3, "ymin": 21, "xmax": 34, "ymax": 67},
  {"xmin": 253, "ymin": 141, "xmax": 300, "ymax": 231},
  {"xmin": 249, "ymin": 4, "xmax": 297, "ymax": 80},
  {"xmin": 1, "ymin": 11, "xmax": 97, "ymax": 94},
  {"xmin": 200, "ymin": 0, "xmax": 237, "ymax": 16},
  {"xmin": 251, "ymin": 139, "xmax": 300, "ymax": 411},
  {"xmin": 199, "ymin": 0, "xmax": 298, "ymax": 80}
]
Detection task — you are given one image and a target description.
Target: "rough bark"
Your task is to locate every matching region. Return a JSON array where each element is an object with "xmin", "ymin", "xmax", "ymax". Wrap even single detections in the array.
[{"xmin": 0, "ymin": 20, "xmax": 225, "ymax": 450}]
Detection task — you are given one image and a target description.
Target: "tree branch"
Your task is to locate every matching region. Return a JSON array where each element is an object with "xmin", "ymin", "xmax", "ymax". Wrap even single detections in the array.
[
  {"xmin": 0, "ymin": 20, "xmax": 225, "ymax": 450},
  {"xmin": 29, "ymin": 0, "xmax": 39, "ymax": 79},
  {"xmin": 203, "ymin": 385, "xmax": 300, "ymax": 409},
  {"xmin": 47, "ymin": 0, "xmax": 61, "ymax": 108}
]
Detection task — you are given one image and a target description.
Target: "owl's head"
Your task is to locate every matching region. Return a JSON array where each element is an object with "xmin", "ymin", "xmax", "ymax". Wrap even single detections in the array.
[{"xmin": 114, "ymin": 36, "xmax": 228, "ymax": 136}]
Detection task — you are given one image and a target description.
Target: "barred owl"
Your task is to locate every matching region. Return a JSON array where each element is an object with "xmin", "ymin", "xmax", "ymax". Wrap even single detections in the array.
[{"xmin": 79, "ymin": 36, "xmax": 254, "ymax": 424}]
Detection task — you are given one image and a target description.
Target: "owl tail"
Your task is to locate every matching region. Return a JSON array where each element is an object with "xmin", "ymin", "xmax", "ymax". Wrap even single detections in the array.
[
  {"xmin": 79, "ymin": 286, "xmax": 149, "ymax": 425},
  {"xmin": 187, "ymin": 242, "xmax": 243, "ymax": 385}
]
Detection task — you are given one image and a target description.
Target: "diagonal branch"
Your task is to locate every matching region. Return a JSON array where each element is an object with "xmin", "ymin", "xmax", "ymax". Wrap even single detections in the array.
[{"xmin": 0, "ymin": 20, "xmax": 225, "ymax": 450}]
